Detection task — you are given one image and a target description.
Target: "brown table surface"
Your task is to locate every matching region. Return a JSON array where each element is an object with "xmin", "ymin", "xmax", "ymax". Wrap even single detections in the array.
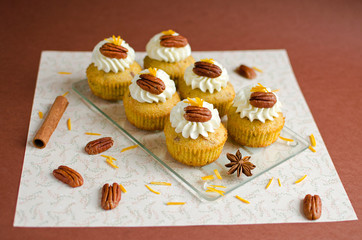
[{"xmin": 1, "ymin": 0, "xmax": 361, "ymax": 239}]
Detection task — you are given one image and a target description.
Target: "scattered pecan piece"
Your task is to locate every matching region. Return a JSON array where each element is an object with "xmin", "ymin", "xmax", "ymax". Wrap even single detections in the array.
[
  {"xmin": 99, "ymin": 43, "xmax": 128, "ymax": 59},
  {"xmin": 225, "ymin": 150, "xmax": 255, "ymax": 177},
  {"xmin": 101, "ymin": 183, "xmax": 122, "ymax": 210},
  {"xmin": 249, "ymin": 92, "xmax": 277, "ymax": 108},
  {"xmin": 237, "ymin": 65, "xmax": 256, "ymax": 79},
  {"xmin": 160, "ymin": 35, "xmax": 188, "ymax": 48},
  {"xmin": 136, "ymin": 74, "xmax": 166, "ymax": 95},
  {"xmin": 193, "ymin": 61, "xmax": 222, "ymax": 78},
  {"xmin": 53, "ymin": 165, "xmax": 84, "ymax": 188},
  {"xmin": 184, "ymin": 106, "xmax": 212, "ymax": 122},
  {"xmin": 85, "ymin": 137, "xmax": 114, "ymax": 155},
  {"xmin": 303, "ymin": 194, "xmax": 322, "ymax": 220}
]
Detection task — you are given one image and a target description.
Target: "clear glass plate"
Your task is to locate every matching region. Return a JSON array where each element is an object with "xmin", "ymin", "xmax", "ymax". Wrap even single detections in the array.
[{"xmin": 72, "ymin": 79, "xmax": 309, "ymax": 201}]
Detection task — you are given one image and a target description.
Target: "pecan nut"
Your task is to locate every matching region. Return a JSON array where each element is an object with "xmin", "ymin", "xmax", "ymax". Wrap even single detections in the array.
[
  {"xmin": 85, "ymin": 137, "xmax": 114, "ymax": 155},
  {"xmin": 184, "ymin": 106, "xmax": 212, "ymax": 122},
  {"xmin": 237, "ymin": 65, "xmax": 256, "ymax": 79},
  {"xmin": 249, "ymin": 92, "xmax": 277, "ymax": 108},
  {"xmin": 160, "ymin": 35, "xmax": 188, "ymax": 48},
  {"xmin": 53, "ymin": 165, "xmax": 84, "ymax": 188},
  {"xmin": 303, "ymin": 194, "xmax": 322, "ymax": 220},
  {"xmin": 193, "ymin": 61, "xmax": 222, "ymax": 78},
  {"xmin": 136, "ymin": 74, "xmax": 166, "ymax": 95},
  {"xmin": 99, "ymin": 42, "xmax": 128, "ymax": 59},
  {"xmin": 101, "ymin": 183, "xmax": 122, "ymax": 210}
]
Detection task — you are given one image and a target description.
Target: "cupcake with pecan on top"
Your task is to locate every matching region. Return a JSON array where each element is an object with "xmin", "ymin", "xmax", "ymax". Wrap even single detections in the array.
[
  {"xmin": 164, "ymin": 97, "xmax": 227, "ymax": 166},
  {"xmin": 143, "ymin": 30, "xmax": 195, "ymax": 85},
  {"xmin": 178, "ymin": 58, "xmax": 235, "ymax": 116},
  {"xmin": 227, "ymin": 83, "xmax": 284, "ymax": 147},
  {"xmin": 86, "ymin": 35, "xmax": 142, "ymax": 100},
  {"xmin": 123, "ymin": 68, "xmax": 180, "ymax": 131}
]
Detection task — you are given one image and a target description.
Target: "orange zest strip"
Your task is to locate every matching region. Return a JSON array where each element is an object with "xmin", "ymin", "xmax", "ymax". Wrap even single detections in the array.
[
  {"xmin": 235, "ymin": 195, "xmax": 250, "ymax": 204},
  {"xmin": 67, "ymin": 118, "xmax": 71, "ymax": 130},
  {"xmin": 271, "ymin": 89, "xmax": 280, "ymax": 92},
  {"xmin": 279, "ymin": 136, "xmax": 294, "ymax": 142},
  {"xmin": 145, "ymin": 185, "xmax": 160, "ymax": 195},
  {"xmin": 38, "ymin": 111, "xmax": 43, "ymax": 119},
  {"xmin": 252, "ymin": 66, "xmax": 263, "ymax": 73},
  {"xmin": 148, "ymin": 67, "xmax": 158, "ymax": 77},
  {"xmin": 106, "ymin": 159, "xmax": 118, "ymax": 169},
  {"xmin": 62, "ymin": 91, "xmax": 69, "ymax": 97},
  {"xmin": 100, "ymin": 155, "xmax": 116, "ymax": 161},
  {"xmin": 105, "ymin": 35, "xmax": 123, "ymax": 46},
  {"xmin": 85, "ymin": 132, "xmax": 101, "ymax": 136},
  {"xmin": 265, "ymin": 178, "xmax": 273, "ymax": 189},
  {"xmin": 210, "ymin": 185, "xmax": 226, "ymax": 188},
  {"xmin": 200, "ymin": 58, "xmax": 215, "ymax": 64},
  {"xmin": 150, "ymin": 182, "xmax": 172, "ymax": 186},
  {"xmin": 250, "ymin": 83, "xmax": 268, "ymax": 93},
  {"xmin": 278, "ymin": 178, "xmax": 282, "ymax": 187},
  {"xmin": 119, "ymin": 184, "xmax": 127, "ymax": 193},
  {"xmin": 214, "ymin": 169, "xmax": 222, "ymax": 180},
  {"xmin": 295, "ymin": 175, "xmax": 307, "ymax": 184},
  {"xmin": 166, "ymin": 202, "xmax": 185, "ymax": 205},
  {"xmin": 185, "ymin": 97, "xmax": 204, "ymax": 107},
  {"xmin": 162, "ymin": 29, "xmax": 176, "ymax": 35},
  {"xmin": 309, "ymin": 146, "xmax": 316, "ymax": 153},
  {"xmin": 201, "ymin": 175, "xmax": 214, "ymax": 181},
  {"xmin": 121, "ymin": 145, "xmax": 138, "ymax": 153},
  {"xmin": 58, "ymin": 72, "xmax": 72, "ymax": 75},
  {"xmin": 310, "ymin": 134, "xmax": 316, "ymax": 147},
  {"xmin": 206, "ymin": 187, "xmax": 225, "ymax": 196}
]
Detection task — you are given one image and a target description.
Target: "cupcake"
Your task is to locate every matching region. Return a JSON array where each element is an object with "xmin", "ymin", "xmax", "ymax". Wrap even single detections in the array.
[
  {"xmin": 86, "ymin": 35, "xmax": 142, "ymax": 100},
  {"xmin": 178, "ymin": 58, "xmax": 235, "ymax": 117},
  {"xmin": 164, "ymin": 97, "xmax": 227, "ymax": 166},
  {"xmin": 227, "ymin": 83, "xmax": 284, "ymax": 147},
  {"xmin": 143, "ymin": 30, "xmax": 195, "ymax": 85},
  {"xmin": 123, "ymin": 68, "xmax": 180, "ymax": 130}
]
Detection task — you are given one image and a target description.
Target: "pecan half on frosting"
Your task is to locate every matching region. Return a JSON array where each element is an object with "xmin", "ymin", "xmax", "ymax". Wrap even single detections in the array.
[
  {"xmin": 100, "ymin": 42, "xmax": 128, "ymax": 59},
  {"xmin": 193, "ymin": 61, "xmax": 222, "ymax": 78},
  {"xmin": 85, "ymin": 137, "xmax": 114, "ymax": 155},
  {"xmin": 136, "ymin": 74, "xmax": 166, "ymax": 95},
  {"xmin": 53, "ymin": 165, "xmax": 84, "ymax": 188},
  {"xmin": 101, "ymin": 183, "xmax": 122, "ymax": 210},
  {"xmin": 160, "ymin": 35, "xmax": 188, "ymax": 48},
  {"xmin": 237, "ymin": 65, "xmax": 256, "ymax": 79},
  {"xmin": 184, "ymin": 106, "xmax": 212, "ymax": 122},
  {"xmin": 249, "ymin": 92, "xmax": 277, "ymax": 108},
  {"xmin": 303, "ymin": 194, "xmax": 322, "ymax": 220}
]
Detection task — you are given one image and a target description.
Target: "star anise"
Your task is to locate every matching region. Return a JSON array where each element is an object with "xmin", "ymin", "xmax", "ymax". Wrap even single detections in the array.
[{"xmin": 225, "ymin": 150, "xmax": 255, "ymax": 177}]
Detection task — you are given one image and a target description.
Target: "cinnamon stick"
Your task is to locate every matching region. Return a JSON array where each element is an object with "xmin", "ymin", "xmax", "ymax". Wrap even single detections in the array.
[{"xmin": 33, "ymin": 96, "xmax": 69, "ymax": 149}]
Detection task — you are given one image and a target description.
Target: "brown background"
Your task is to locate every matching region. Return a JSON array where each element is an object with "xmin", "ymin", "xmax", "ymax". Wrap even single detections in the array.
[{"xmin": 1, "ymin": 0, "xmax": 361, "ymax": 239}]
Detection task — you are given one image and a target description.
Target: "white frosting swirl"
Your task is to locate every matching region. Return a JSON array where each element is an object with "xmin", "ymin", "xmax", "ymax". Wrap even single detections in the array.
[
  {"xmin": 146, "ymin": 32, "xmax": 191, "ymax": 63},
  {"xmin": 183, "ymin": 60, "xmax": 229, "ymax": 93},
  {"xmin": 91, "ymin": 38, "xmax": 136, "ymax": 73},
  {"xmin": 129, "ymin": 69, "xmax": 176, "ymax": 103},
  {"xmin": 232, "ymin": 86, "xmax": 282, "ymax": 123},
  {"xmin": 170, "ymin": 100, "xmax": 221, "ymax": 139}
]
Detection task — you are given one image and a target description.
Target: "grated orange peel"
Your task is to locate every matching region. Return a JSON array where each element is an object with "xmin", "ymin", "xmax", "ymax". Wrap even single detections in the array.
[
  {"xmin": 162, "ymin": 29, "xmax": 176, "ymax": 35},
  {"xmin": 105, "ymin": 35, "xmax": 123, "ymax": 46},
  {"xmin": 185, "ymin": 97, "xmax": 204, "ymax": 107},
  {"xmin": 200, "ymin": 58, "xmax": 215, "ymax": 64}
]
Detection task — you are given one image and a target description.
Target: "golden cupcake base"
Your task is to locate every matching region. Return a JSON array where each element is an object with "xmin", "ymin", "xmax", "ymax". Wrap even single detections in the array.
[
  {"xmin": 227, "ymin": 107, "xmax": 285, "ymax": 147},
  {"xmin": 143, "ymin": 55, "xmax": 195, "ymax": 85},
  {"xmin": 178, "ymin": 80, "xmax": 235, "ymax": 117},
  {"xmin": 123, "ymin": 89, "xmax": 180, "ymax": 131},
  {"xmin": 164, "ymin": 121, "xmax": 227, "ymax": 166},
  {"xmin": 86, "ymin": 62, "xmax": 142, "ymax": 101}
]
